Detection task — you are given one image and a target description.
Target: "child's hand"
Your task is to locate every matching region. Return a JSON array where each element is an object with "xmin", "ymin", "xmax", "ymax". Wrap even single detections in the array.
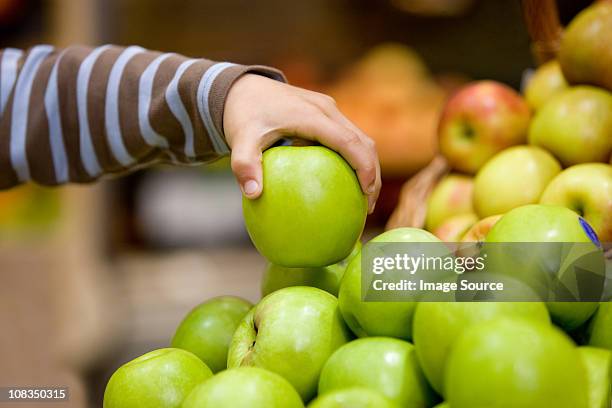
[{"xmin": 224, "ymin": 74, "xmax": 381, "ymax": 213}]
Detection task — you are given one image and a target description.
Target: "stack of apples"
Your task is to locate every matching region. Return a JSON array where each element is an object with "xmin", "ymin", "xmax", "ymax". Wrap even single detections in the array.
[
  {"xmin": 103, "ymin": 4, "xmax": 611, "ymax": 408},
  {"xmin": 425, "ymin": 2, "xmax": 612, "ymax": 245}
]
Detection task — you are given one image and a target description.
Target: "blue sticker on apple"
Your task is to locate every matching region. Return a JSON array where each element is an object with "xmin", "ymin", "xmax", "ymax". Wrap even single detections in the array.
[{"xmin": 579, "ymin": 217, "xmax": 601, "ymax": 248}]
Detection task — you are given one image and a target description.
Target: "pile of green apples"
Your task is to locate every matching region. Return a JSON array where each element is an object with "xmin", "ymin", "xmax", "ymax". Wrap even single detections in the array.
[
  {"xmin": 103, "ymin": 152, "xmax": 611, "ymax": 408},
  {"xmin": 103, "ymin": 4, "xmax": 612, "ymax": 408}
]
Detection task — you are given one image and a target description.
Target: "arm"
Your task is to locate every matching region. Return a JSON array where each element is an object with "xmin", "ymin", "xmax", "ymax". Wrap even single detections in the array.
[
  {"xmin": 0, "ymin": 45, "xmax": 380, "ymax": 212},
  {"xmin": 0, "ymin": 44, "xmax": 283, "ymax": 187}
]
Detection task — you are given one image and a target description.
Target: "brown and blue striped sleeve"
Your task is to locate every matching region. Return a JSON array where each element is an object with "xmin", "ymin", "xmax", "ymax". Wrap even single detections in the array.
[{"xmin": 0, "ymin": 45, "xmax": 285, "ymax": 189}]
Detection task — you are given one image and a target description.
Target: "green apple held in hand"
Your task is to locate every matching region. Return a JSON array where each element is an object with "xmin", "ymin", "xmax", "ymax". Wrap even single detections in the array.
[
  {"xmin": 445, "ymin": 318, "xmax": 589, "ymax": 408},
  {"xmin": 529, "ymin": 86, "xmax": 612, "ymax": 166},
  {"xmin": 588, "ymin": 303, "xmax": 612, "ymax": 351},
  {"xmin": 540, "ymin": 163, "xmax": 612, "ymax": 242},
  {"xmin": 261, "ymin": 242, "xmax": 361, "ymax": 297},
  {"xmin": 103, "ymin": 348, "xmax": 212, "ymax": 408},
  {"xmin": 438, "ymin": 80, "xmax": 530, "ymax": 174},
  {"xmin": 425, "ymin": 174, "xmax": 474, "ymax": 231},
  {"xmin": 171, "ymin": 296, "xmax": 252, "ymax": 373},
  {"xmin": 308, "ymin": 387, "xmax": 397, "ymax": 408},
  {"xmin": 412, "ymin": 301, "xmax": 549, "ymax": 395},
  {"xmin": 473, "ymin": 146, "xmax": 561, "ymax": 217},
  {"xmin": 485, "ymin": 204, "xmax": 601, "ymax": 330},
  {"xmin": 560, "ymin": 2, "xmax": 612, "ymax": 92},
  {"xmin": 182, "ymin": 367, "xmax": 303, "ymax": 408},
  {"xmin": 243, "ymin": 146, "xmax": 367, "ymax": 267},
  {"xmin": 432, "ymin": 213, "xmax": 478, "ymax": 242},
  {"xmin": 578, "ymin": 347, "xmax": 612, "ymax": 408},
  {"xmin": 227, "ymin": 286, "xmax": 351, "ymax": 401},
  {"xmin": 524, "ymin": 60, "xmax": 568, "ymax": 110},
  {"xmin": 338, "ymin": 228, "xmax": 445, "ymax": 340},
  {"xmin": 318, "ymin": 337, "xmax": 438, "ymax": 408}
]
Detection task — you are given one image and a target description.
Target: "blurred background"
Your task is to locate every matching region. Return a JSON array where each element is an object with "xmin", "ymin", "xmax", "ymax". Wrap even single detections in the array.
[{"xmin": 0, "ymin": 0, "xmax": 595, "ymax": 406}]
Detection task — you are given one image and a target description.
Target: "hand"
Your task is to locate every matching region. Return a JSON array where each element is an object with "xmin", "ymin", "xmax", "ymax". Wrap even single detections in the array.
[{"xmin": 223, "ymin": 74, "xmax": 381, "ymax": 213}]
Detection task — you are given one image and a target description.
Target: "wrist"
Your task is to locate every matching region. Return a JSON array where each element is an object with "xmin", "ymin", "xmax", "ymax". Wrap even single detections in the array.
[{"xmin": 224, "ymin": 74, "xmax": 260, "ymax": 147}]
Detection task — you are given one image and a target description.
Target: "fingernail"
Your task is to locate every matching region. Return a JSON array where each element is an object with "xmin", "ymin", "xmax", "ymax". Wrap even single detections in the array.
[
  {"xmin": 366, "ymin": 182, "xmax": 376, "ymax": 194},
  {"xmin": 243, "ymin": 180, "xmax": 259, "ymax": 196}
]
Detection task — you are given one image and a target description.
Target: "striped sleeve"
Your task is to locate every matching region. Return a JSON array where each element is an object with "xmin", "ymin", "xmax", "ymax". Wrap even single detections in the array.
[{"xmin": 0, "ymin": 45, "xmax": 286, "ymax": 189}]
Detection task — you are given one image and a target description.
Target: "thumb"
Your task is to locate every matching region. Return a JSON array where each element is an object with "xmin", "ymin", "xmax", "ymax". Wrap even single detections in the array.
[{"xmin": 230, "ymin": 142, "xmax": 263, "ymax": 199}]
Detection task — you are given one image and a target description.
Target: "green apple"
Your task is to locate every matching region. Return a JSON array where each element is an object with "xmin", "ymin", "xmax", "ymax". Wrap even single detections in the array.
[
  {"xmin": 445, "ymin": 318, "xmax": 589, "ymax": 408},
  {"xmin": 171, "ymin": 296, "xmax": 252, "ymax": 373},
  {"xmin": 103, "ymin": 348, "xmax": 212, "ymax": 408},
  {"xmin": 432, "ymin": 213, "xmax": 478, "ymax": 242},
  {"xmin": 559, "ymin": 2, "xmax": 612, "ymax": 92},
  {"xmin": 438, "ymin": 80, "xmax": 530, "ymax": 174},
  {"xmin": 486, "ymin": 204, "xmax": 601, "ymax": 244},
  {"xmin": 182, "ymin": 367, "xmax": 303, "ymax": 408},
  {"xmin": 588, "ymin": 303, "xmax": 612, "ymax": 351},
  {"xmin": 578, "ymin": 347, "xmax": 612, "ymax": 408},
  {"xmin": 261, "ymin": 242, "xmax": 361, "ymax": 297},
  {"xmin": 524, "ymin": 60, "xmax": 568, "ymax": 110},
  {"xmin": 485, "ymin": 204, "xmax": 601, "ymax": 330},
  {"xmin": 412, "ymin": 301, "xmax": 549, "ymax": 395},
  {"xmin": 460, "ymin": 214, "xmax": 502, "ymax": 242},
  {"xmin": 318, "ymin": 337, "xmax": 438, "ymax": 407},
  {"xmin": 227, "ymin": 286, "xmax": 351, "ymax": 401},
  {"xmin": 308, "ymin": 387, "xmax": 397, "ymax": 408},
  {"xmin": 540, "ymin": 163, "xmax": 612, "ymax": 242},
  {"xmin": 425, "ymin": 174, "xmax": 474, "ymax": 231},
  {"xmin": 528, "ymin": 86, "xmax": 612, "ymax": 166},
  {"xmin": 473, "ymin": 145, "xmax": 561, "ymax": 217},
  {"xmin": 338, "ymin": 228, "xmax": 444, "ymax": 340},
  {"xmin": 242, "ymin": 146, "xmax": 367, "ymax": 267},
  {"xmin": 432, "ymin": 404, "xmax": 449, "ymax": 408}
]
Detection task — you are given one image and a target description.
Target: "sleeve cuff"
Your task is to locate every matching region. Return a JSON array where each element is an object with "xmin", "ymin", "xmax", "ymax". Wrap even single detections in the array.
[{"xmin": 197, "ymin": 63, "xmax": 287, "ymax": 155}]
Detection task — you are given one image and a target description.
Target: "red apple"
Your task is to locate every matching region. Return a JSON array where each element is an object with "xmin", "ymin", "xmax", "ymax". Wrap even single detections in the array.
[{"xmin": 438, "ymin": 81, "xmax": 531, "ymax": 174}]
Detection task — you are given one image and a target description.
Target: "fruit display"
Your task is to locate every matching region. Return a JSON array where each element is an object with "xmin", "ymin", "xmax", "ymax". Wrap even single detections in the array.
[{"xmin": 103, "ymin": 3, "xmax": 612, "ymax": 407}]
